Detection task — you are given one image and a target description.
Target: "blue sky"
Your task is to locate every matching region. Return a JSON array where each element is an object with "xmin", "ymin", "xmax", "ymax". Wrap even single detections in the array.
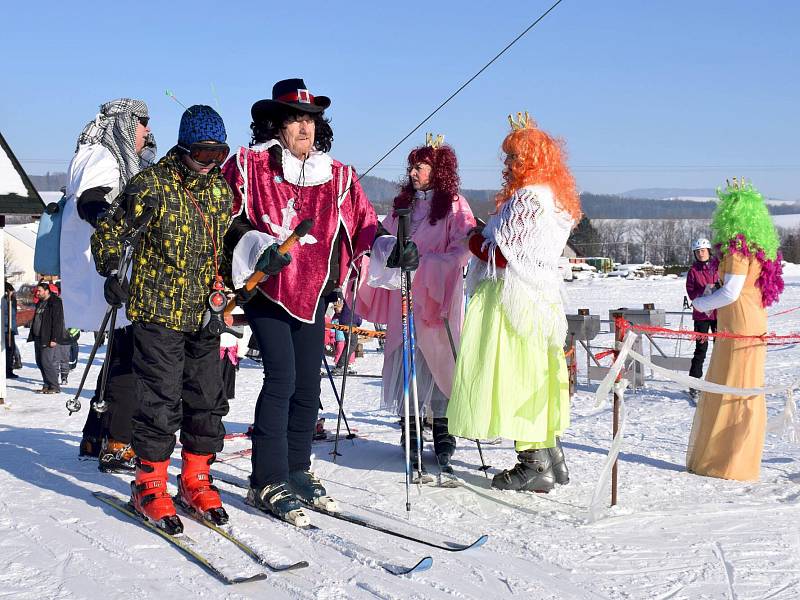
[{"xmin": 1, "ymin": 0, "xmax": 798, "ymax": 199}]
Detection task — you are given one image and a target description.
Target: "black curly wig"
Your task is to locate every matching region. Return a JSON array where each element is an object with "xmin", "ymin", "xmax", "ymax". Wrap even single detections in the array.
[{"xmin": 250, "ymin": 106, "xmax": 333, "ymax": 154}]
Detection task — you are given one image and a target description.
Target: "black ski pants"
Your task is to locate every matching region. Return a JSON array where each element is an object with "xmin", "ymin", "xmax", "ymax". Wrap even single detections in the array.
[
  {"xmin": 5, "ymin": 332, "xmax": 16, "ymax": 376},
  {"xmin": 33, "ymin": 343, "xmax": 60, "ymax": 390},
  {"xmin": 689, "ymin": 319, "xmax": 717, "ymax": 380},
  {"xmin": 244, "ymin": 294, "xmax": 326, "ymax": 489},
  {"xmin": 131, "ymin": 322, "xmax": 229, "ymax": 462},
  {"xmin": 81, "ymin": 326, "xmax": 138, "ymax": 445}
]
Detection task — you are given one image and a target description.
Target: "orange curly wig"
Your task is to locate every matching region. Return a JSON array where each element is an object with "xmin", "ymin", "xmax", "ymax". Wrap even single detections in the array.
[{"xmin": 495, "ymin": 121, "xmax": 582, "ymax": 222}]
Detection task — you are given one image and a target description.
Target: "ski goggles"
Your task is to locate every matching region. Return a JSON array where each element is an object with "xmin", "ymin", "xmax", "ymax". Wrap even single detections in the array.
[{"xmin": 179, "ymin": 142, "xmax": 230, "ymax": 166}]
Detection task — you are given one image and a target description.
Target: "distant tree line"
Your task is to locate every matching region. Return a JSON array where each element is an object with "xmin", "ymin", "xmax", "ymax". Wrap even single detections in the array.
[{"xmin": 31, "ymin": 172, "xmax": 800, "ymax": 266}]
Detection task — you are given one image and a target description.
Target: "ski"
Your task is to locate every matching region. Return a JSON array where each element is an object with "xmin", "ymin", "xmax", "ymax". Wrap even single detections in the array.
[
  {"xmin": 217, "ymin": 485, "xmax": 432, "ymax": 576},
  {"xmin": 173, "ymin": 495, "xmax": 309, "ymax": 573},
  {"xmin": 93, "ymin": 492, "xmax": 268, "ymax": 585},
  {"xmin": 305, "ymin": 503, "xmax": 488, "ymax": 553},
  {"xmin": 213, "ymin": 472, "xmax": 488, "ymax": 553},
  {"xmin": 319, "ymin": 372, "xmax": 382, "ymax": 379}
]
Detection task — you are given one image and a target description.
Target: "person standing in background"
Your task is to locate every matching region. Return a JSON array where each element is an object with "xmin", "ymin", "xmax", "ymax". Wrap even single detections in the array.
[
  {"xmin": 2, "ymin": 283, "xmax": 19, "ymax": 379},
  {"xmin": 685, "ymin": 237, "xmax": 718, "ymax": 403},
  {"xmin": 27, "ymin": 282, "xmax": 69, "ymax": 393}
]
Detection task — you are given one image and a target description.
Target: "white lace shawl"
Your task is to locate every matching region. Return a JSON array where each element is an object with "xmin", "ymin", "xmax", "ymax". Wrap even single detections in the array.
[{"xmin": 466, "ymin": 184, "xmax": 574, "ymax": 347}]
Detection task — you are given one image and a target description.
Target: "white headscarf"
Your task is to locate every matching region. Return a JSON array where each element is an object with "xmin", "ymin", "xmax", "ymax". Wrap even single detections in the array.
[{"xmin": 76, "ymin": 98, "xmax": 156, "ymax": 190}]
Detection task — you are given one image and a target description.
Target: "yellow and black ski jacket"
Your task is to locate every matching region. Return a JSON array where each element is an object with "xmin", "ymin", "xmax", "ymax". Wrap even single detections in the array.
[{"xmin": 92, "ymin": 150, "xmax": 232, "ymax": 332}]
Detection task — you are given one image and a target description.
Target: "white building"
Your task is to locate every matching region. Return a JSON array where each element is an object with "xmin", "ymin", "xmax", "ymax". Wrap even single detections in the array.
[{"xmin": 1, "ymin": 129, "xmax": 45, "ymax": 401}]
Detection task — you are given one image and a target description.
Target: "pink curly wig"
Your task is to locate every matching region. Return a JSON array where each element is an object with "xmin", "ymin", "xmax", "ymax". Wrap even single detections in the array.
[
  {"xmin": 393, "ymin": 144, "xmax": 460, "ymax": 225},
  {"xmin": 495, "ymin": 123, "xmax": 582, "ymax": 222}
]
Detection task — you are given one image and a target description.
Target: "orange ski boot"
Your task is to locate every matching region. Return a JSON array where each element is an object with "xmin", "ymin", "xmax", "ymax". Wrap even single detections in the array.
[
  {"xmin": 177, "ymin": 450, "xmax": 229, "ymax": 525},
  {"xmin": 130, "ymin": 458, "xmax": 183, "ymax": 534}
]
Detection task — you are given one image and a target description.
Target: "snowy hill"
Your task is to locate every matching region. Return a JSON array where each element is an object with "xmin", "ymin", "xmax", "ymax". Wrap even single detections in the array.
[{"xmin": 2, "ymin": 276, "xmax": 800, "ymax": 598}]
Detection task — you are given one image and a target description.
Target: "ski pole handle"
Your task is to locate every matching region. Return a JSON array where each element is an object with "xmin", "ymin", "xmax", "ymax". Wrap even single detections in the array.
[
  {"xmin": 394, "ymin": 208, "xmax": 413, "ymax": 273},
  {"xmin": 225, "ymin": 218, "xmax": 314, "ymax": 314},
  {"xmin": 396, "ymin": 208, "xmax": 410, "ymax": 249}
]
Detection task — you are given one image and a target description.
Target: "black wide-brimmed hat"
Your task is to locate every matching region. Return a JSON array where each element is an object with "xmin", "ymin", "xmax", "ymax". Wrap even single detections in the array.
[{"xmin": 251, "ymin": 78, "xmax": 331, "ymax": 122}]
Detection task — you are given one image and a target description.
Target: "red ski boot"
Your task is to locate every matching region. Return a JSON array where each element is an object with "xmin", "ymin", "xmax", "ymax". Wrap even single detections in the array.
[
  {"xmin": 130, "ymin": 458, "xmax": 183, "ymax": 534},
  {"xmin": 177, "ymin": 451, "xmax": 229, "ymax": 525}
]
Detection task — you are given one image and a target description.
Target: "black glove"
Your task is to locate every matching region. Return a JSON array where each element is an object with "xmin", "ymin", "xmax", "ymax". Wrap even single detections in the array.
[
  {"xmin": 387, "ymin": 239, "xmax": 419, "ymax": 271},
  {"xmin": 103, "ymin": 275, "xmax": 130, "ymax": 308},
  {"xmin": 255, "ymin": 243, "xmax": 292, "ymax": 275},
  {"xmin": 373, "ymin": 222, "xmax": 391, "ymax": 242}
]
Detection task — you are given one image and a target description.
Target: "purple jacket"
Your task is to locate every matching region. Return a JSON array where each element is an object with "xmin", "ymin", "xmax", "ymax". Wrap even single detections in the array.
[{"xmin": 686, "ymin": 260, "xmax": 719, "ymax": 321}]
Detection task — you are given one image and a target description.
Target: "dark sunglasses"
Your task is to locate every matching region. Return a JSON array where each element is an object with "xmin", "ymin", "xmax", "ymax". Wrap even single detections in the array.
[
  {"xmin": 137, "ymin": 116, "xmax": 150, "ymax": 127},
  {"xmin": 180, "ymin": 142, "xmax": 230, "ymax": 166}
]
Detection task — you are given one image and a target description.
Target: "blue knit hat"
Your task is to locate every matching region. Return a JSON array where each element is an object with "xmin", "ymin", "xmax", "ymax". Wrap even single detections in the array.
[{"xmin": 178, "ymin": 105, "xmax": 226, "ymax": 146}]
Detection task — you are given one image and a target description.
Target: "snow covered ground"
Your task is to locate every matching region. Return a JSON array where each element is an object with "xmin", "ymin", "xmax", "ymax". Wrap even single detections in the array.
[{"xmin": 2, "ymin": 275, "xmax": 800, "ymax": 599}]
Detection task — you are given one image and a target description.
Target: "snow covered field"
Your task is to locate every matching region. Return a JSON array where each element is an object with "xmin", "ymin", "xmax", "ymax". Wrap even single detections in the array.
[{"xmin": 2, "ymin": 274, "xmax": 800, "ymax": 599}]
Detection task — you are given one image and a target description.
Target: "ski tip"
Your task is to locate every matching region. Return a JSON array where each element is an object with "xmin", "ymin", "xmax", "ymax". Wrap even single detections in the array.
[
  {"xmin": 445, "ymin": 534, "xmax": 488, "ymax": 551},
  {"xmin": 273, "ymin": 560, "xmax": 310, "ymax": 572},
  {"xmin": 384, "ymin": 555, "xmax": 433, "ymax": 576},
  {"xmin": 228, "ymin": 572, "xmax": 270, "ymax": 585}
]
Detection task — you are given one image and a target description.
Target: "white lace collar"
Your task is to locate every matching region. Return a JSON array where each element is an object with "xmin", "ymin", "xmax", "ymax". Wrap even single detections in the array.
[{"xmin": 252, "ymin": 140, "xmax": 333, "ymax": 186}]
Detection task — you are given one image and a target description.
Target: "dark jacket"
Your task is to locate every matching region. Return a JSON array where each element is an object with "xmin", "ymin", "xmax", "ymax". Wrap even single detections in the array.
[
  {"xmin": 92, "ymin": 150, "xmax": 233, "ymax": 333},
  {"xmin": 338, "ymin": 303, "xmax": 362, "ymax": 328},
  {"xmin": 27, "ymin": 295, "xmax": 69, "ymax": 345},
  {"xmin": 2, "ymin": 295, "xmax": 17, "ymax": 336},
  {"xmin": 686, "ymin": 260, "xmax": 718, "ymax": 321}
]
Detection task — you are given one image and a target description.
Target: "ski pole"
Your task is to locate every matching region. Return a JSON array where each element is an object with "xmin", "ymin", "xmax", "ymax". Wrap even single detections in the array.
[
  {"xmin": 65, "ymin": 208, "xmax": 154, "ymax": 415},
  {"xmin": 66, "ymin": 305, "xmax": 113, "ymax": 415},
  {"xmin": 224, "ymin": 219, "xmax": 314, "ymax": 316},
  {"xmin": 675, "ymin": 295, "xmax": 690, "ymax": 357},
  {"xmin": 405, "ymin": 271, "xmax": 425, "ymax": 484},
  {"xmin": 322, "ymin": 353, "xmax": 354, "ymax": 449},
  {"xmin": 92, "ymin": 308, "xmax": 118, "ymax": 414},
  {"xmin": 443, "ymin": 317, "xmax": 490, "ymax": 477},
  {"xmin": 330, "ymin": 255, "xmax": 365, "ymax": 460},
  {"xmin": 396, "ymin": 210, "xmax": 414, "ymax": 512},
  {"xmin": 395, "ymin": 209, "xmax": 426, "ymax": 487}
]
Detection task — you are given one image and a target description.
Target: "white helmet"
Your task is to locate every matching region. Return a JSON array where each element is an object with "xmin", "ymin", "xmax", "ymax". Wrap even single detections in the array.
[{"xmin": 692, "ymin": 238, "xmax": 712, "ymax": 252}]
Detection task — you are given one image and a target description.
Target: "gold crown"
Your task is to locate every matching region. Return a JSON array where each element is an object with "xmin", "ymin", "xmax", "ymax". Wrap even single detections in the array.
[
  {"xmin": 425, "ymin": 133, "xmax": 445, "ymax": 149},
  {"xmin": 508, "ymin": 111, "xmax": 535, "ymax": 131},
  {"xmin": 725, "ymin": 176, "xmax": 749, "ymax": 190}
]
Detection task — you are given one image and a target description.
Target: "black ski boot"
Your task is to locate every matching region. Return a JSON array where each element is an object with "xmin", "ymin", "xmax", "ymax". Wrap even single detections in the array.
[
  {"xmin": 287, "ymin": 470, "xmax": 339, "ymax": 512},
  {"xmin": 549, "ymin": 437, "xmax": 569, "ymax": 485},
  {"xmin": 246, "ymin": 482, "xmax": 311, "ymax": 527},
  {"xmin": 79, "ymin": 435, "xmax": 101, "ymax": 458},
  {"xmin": 399, "ymin": 419, "xmax": 430, "ymax": 480},
  {"xmin": 492, "ymin": 449, "xmax": 555, "ymax": 493},
  {"xmin": 98, "ymin": 439, "xmax": 136, "ymax": 473},
  {"xmin": 432, "ymin": 418, "xmax": 456, "ymax": 467}
]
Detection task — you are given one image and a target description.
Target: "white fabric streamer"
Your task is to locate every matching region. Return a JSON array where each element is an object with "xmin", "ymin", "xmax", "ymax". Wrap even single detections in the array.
[
  {"xmin": 627, "ymin": 346, "xmax": 800, "ymax": 441},
  {"xmin": 587, "ymin": 379, "xmax": 630, "ymax": 524},
  {"xmin": 594, "ymin": 333, "xmax": 638, "ymax": 409},
  {"xmin": 587, "ymin": 332, "xmax": 800, "ymax": 522}
]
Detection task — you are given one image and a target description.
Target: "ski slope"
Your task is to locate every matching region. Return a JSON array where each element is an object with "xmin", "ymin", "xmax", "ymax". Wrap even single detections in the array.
[{"xmin": 2, "ymin": 274, "xmax": 800, "ymax": 599}]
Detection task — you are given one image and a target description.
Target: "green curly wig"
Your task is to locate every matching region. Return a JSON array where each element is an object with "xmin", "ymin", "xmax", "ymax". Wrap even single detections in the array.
[{"xmin": 711, "ymin": 182, "xmax": 780, "ymax": 260}]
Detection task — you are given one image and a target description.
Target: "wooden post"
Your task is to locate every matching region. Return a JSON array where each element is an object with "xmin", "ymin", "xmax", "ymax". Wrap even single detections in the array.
[{"xmin": 611, "ymin": 311, "xmax": 626, "ymax": 507}]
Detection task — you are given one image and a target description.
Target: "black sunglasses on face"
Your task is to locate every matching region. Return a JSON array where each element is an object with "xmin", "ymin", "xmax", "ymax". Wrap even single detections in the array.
[{"xmin": 137, "ymin": 116, "xmax": 150, "ymax": 127}]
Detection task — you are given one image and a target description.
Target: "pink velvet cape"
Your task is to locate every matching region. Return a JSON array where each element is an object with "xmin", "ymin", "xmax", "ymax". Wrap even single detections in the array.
[
  {"xmin": 223, "ymin": 147, "xmax": 377, "ymax": 322},
  {"xmin": 358, "ymin": 194, "xmax": 475, "ymax": 397}
]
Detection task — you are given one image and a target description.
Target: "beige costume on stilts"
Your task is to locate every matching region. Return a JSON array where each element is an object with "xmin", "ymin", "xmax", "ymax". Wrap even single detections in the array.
[{"xmin": 686, "ymin": 252, "xmax": 766, "ymax": 480}]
